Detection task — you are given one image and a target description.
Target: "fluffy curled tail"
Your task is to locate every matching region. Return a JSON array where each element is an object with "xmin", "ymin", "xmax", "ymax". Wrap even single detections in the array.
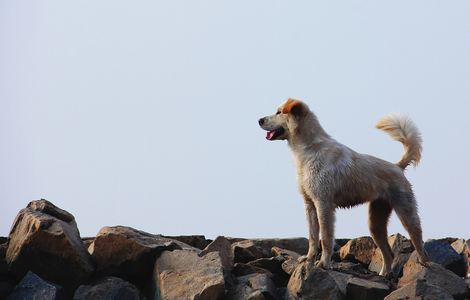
[{"xmin": 376, "ymin": 114, "xmax": 422, "ymax": 169}]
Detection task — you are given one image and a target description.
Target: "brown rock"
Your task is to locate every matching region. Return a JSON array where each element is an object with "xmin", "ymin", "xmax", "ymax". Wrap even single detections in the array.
[
  {"xmin": 399, "ymin": 261, "xmax": 469, "ymax": 299},
  {"xmin": 200, "ymin": 236, "xmax": 234, "ymax": 270},
  {"xmin": 6, "ymin": 200, "xmax": 94, "ymax": 292},
  {"xmin": 248, "ymin": 238, "xmax": 308, "ymax": 256},
  {"xmin": 271, "ymin": 247, "xmax": 301, "ymax": 275},
  {"xmin": 233, "ymin": 241, "xmax": 270, "ymax": 263},
  {"xmin": 385, "ymin": 279, "xmax": 453, "ymax": 300},
  {"xmin": 232, "ymin": 263, "xmax": 273, "ymax": 277},
  {"xmin": 73, "ymin": 276, "xmax": 141, "ymax": 300},
  {"xmin": 340, "ymin": 236, "xmax": 376, "ymax": 266},
  {"xmin": 89, "ymin": 226, "xmax": 181, "ymax": 283},
  {"xmin": 286, "ymin": 262, "xmax": 343, "ymax": 300},
  {"xmin": 346, "ymin": 277, "xmax": 391, "ymax": 299},
  {"xmin": 228, "ymin": 273, "xmax": 279, "ymax": 300},
  {"xmin": 154, "ymin": 249, "xmax": 225, "ymax": 300}
]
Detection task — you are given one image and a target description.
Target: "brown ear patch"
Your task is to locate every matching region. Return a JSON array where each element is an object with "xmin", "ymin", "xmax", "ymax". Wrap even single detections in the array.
[{"xmin": 282, "ymin": 99, "xmax": 303, "ymax": 115}]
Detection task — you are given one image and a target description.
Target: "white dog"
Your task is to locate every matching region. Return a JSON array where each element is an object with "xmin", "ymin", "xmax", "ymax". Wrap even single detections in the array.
[{"xmin": 258, "ymin": 99, "xmax": 428, "ymax": 276}]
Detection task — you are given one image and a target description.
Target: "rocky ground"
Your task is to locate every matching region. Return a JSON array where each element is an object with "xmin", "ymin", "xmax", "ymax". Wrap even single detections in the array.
[{"xmin": 1, "ymin": 199, "xmax": 469, "ymax": 300}]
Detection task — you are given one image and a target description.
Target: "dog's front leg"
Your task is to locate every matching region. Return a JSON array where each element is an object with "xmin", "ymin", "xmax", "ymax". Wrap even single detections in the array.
[
  {"xmin": 314, "ymin": 201, "xmax": 335, "ymax": 269},
  {"xmin": 304, "ymin": 199, "xmax": 320, "ymax": 261}
]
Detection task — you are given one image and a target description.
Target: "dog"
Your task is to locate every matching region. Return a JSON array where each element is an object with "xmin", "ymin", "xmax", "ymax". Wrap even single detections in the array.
[{"xmin": 258, "ymin": 98, "xmax": 428, "ymax": 276}]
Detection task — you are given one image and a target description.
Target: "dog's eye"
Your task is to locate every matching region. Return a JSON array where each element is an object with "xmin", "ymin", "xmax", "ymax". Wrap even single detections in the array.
[{"xmin": 276, "ymin": 111, "xmax": 281, "ymax": 115}]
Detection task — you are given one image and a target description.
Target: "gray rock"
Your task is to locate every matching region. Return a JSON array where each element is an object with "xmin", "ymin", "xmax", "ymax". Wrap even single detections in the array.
[
  {"xmin": 246, "ymin": 238, "xmax": 309, "ymax": 256},
  {"xmin": 340, "ymin": 236, "xmax": 377, "ymax": 266},
  {"xmin": 385, "ymin": 279, "xmax": 453, "ymax": 300},
  {"xmin": 7, "ymin": 271, "xmax": 65, "ymax": 300},
  {"xmin": 228, "ymin": 273, "xmax": 279, "ymax": 300},
  {"xmin": 73, "ymin": 276, "xmax": 141, "ymax": 300},
  {"xmin": 247, "ymin": 256, "xmax": 289, "ymax": 287},
  {"xmin": 399, "ymin": 261, "xmax": 469, "ymax": 299},
  {"xmin": 346, "ymin": 277, "xmax": 391, "ymax": 299},
  {"xmin": 200, "ymin": 236, "xmax": 234, "ymax": 270},
  {"xmin": 424, "ymin": 239, "xmax": 467, "ymax": 277},
  {"xmin": 286, "ymin": 262, "xmax": 343, "ymax": 300},
  {"xmin": 154, "ymin": 249, "xmax": 225, "ymax": 300},
  {"xmin": 6, "ymin": 200, "xmax": 94, "ymax": 292},
  {"xmin": 89, "ymin": 226, "xmax": 181, "ymax": 283}
]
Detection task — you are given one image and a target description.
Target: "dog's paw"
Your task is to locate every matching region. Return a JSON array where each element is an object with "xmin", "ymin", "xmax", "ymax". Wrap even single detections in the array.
[
  {"xmin": 314, "ymin": 259, "xmax": 331, "ymax": 269},
  {"xmin": 297, "ymin": 255, "xmax": 313, "ymax": 264}
]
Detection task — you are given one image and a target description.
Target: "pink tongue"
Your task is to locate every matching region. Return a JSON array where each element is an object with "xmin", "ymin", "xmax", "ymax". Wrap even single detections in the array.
[{"xmin": 266, "ymin": 131, "xmax": 276, "ymax": 140}]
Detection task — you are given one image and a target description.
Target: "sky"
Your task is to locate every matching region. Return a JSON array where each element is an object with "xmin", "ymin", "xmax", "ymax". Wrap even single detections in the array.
[{"xmin": 1, "ymin": 1, "xmax": 469, "ymax": 240}]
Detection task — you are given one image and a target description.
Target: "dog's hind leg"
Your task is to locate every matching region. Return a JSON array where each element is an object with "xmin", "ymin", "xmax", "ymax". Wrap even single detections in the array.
[
  {"xmin": 368, "ymin": 199, "xmax": 394, "ymax": 276},
  {"xmin": 392, "ymin": 193, "xmax": 429, "ymax": 265},
  {"xmin": 303, "ymin": 193, "xmax": 320, "ymax": 262}
]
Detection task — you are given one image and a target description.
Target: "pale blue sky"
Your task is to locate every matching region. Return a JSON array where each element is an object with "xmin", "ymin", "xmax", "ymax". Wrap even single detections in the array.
[{"xmin": 1, "ymin": 1, "xmax": 469, "ymax": 240}]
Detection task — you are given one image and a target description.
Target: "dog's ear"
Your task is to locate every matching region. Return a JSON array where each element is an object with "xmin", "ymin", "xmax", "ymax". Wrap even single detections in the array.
[{"xmin": 282, "ymin": 99, "xmax": 306, "ymax": 117}]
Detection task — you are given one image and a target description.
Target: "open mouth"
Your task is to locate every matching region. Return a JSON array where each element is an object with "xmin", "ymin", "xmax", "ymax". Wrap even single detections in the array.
[{"xmin": 266, "ymin": 127, "xmax": 285, "ymax": 140}]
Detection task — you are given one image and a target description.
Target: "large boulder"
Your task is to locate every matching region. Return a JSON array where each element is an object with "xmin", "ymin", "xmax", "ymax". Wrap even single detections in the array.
[
  {"xmin": 7, "ymin": 271, "xmax": 65, "ymax": 300},
  {"xmin": 385, "ymin": 279, "xmax": 453, "ymax": 300},
  {"xmin": 399, "ymin": 261, "xmax": 469, "ymax": 299},
  {"xmin": 232, "ymin": 241, "xmax": 271, "ymax": 264},
  {"xmin": 286, "ymin": 262, "xmax": 343, "ymax": 300},
  {"xmin": 154, "ymin": 249, "xmax": 225, "ymax": 300},
  {"xmin": 423, "ymin": 239, "xmax": 467, "ymax": 277},
  {"xmin": 89, "ymin": 226, "xmax": 182, "ymax": 283},
  {"xmin": 340, "ymin": 236, "xmax": 376, "ymax": 266},
  {"xmin": 73, "ymin": 276, "xmax": 141, "ymax": 300},
  {"xmin": 6, "ymin": 200, "xmax": 94, "ymax": 291}
]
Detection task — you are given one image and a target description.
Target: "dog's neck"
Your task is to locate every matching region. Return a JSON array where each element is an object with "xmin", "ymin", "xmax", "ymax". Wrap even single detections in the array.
[{"xmin": 287, "ymin": 111, "xmax": 330, "ymax": 154}]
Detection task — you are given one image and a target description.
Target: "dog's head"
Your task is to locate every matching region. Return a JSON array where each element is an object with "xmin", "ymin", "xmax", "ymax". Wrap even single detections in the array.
[{"xmin": 258, "ymin": 98, "xmax": 310, "ymax": 141}]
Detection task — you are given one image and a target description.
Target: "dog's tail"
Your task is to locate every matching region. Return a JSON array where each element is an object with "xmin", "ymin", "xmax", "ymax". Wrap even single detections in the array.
[{"xmin": 376, "ymin": 114, "xmax": 422, "ymax": 169}]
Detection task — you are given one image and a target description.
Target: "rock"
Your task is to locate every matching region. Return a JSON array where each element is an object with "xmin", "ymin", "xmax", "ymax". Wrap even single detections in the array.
[
  {"xmin": 423, "ymin": 239, "xmax": 467, "ymax": 277},
  {"xmin": 7, "ymin": 271, "xmax": 65, "ymax": 300},
  {"xmin": 232, "ymin": 263, "xmax": 273, "ymax": 277},
  {"xmin": 161, "ymin": 235, "xmax": 211, "ymax": 250},
  {"xmin": 247, "ymin": 256, "xmax": 285, "ymax": 275},
  {"xmin": 228, "ymin": 273, "xmax": 279, "ymax": 300},
  {"xmin": 247, "ymin": 256, "xmax": 289, "ymax": 287},
  {"xmin": 6, "ymin": 200, "xmax": 94, "ymax": 291},
  {"xmin": 452, "ymin": 238, "xmax": 470, "ymax": 277},
  {"xmin": 346, "ymin": 277, "xmax": 391, "ymax": 299},
  {"xmin": 340, "ymin": 236, "xmax": 376, "ymax": 266},
  {"xmin": 233, "ymin": 241, "xmax": 271, "ymax": 263},
  {"xmin": 368, "ymin": 233, "xmax": 414, "ymax": 279},
  {"xmin": 399, "ymin": 261, "xmax": 469, "ymax": 299},
  {"xmin": 81, "ymin": 237, "xmax": 94, "ymax": 249},
  {"xmin": 73, "ymin": 276, "xmax": 141, "ymax": 300},
  {"xmin": 154, "ymin": 249, "xmax": 225, "ymax": 300},
  {"xmin": 385, "ymin": 279, "xmax": 453, "ymax": 300},
  {"xmin": 247, "ymin": 238, "xmax": 309, "ymax": 256},
  {"xmin": 286, "ymin": 262, "xmax": 343, "ymax": 300},
  {"xmin": 200, "ymin": 236, "xmax": 234, "ymax": 270},
  {"xmin": 271, "ymin": 247, "xmax": 300, "ymax": 275},
  {"xmin": 89, "ymin": 226, "xmax": 182, "ymax": 283}
]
